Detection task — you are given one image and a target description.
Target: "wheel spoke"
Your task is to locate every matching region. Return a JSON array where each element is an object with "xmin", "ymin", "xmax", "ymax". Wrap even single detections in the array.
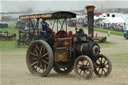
[
  {"xmin": 43, "ymin": 46, "xmax": 46, "ymax": 54},
  {"xmin": 102, "ymin": 68, "xmax": 106, "ymax": 73},
  {"xmin": 38, "ymin": 62, "xmax": 42, "ymax": 72},
  {"xmin": 94, "ymin": 63, "xmax": 99, "ymax": 68},
  {"xmin": 105, "ymin": 63, "xmax": 108, "ymax": 65},
  {"xmin": 42, "ymin": 59, "xmax": 48, "ymax": 64},
  {"xmin": 35, "ymin": 62, "xmax": 39, "ymax": 71},
  {"xmin": 103, "ymin": 58, "xmax": 106, "ymax": 64},
  {"xmin": 36, "ymin": 44, "xmax": 40, "ymax": 51},
  {"xmin": 87, "ymin": 69, "xmax": 90, "ymax": 72},
  {"xmin": 101, "ymin": 57, "xmax": 103, "ymax": 63},
  {"xmin": 81, "ymin": 60, "xmax": 85, "ymax": 65},
  {"xmin": 77, "ymin": 67, "xmax": 80, "ymax": 70},
  {"xmin": 40, "ymin": 62, "xmax": 43, "ymax": 69},
  {"xmin": 104, "ymin": 66, "xmax": 109, "ymax": 69},
  {"xmin": 85, "ymin": 65, "xmax": 90, "ymax": 69},
  {"xmin": 77, "ymin": 64, "xmax": 81, "ymax": 67},
  {"xmin": 34, "ymin": 48, "xmax": 39, "ymax": 56},
  {"xmin": 97, "ymin": 59, "xmax": 101, "ymax": 63},
  {"xmin": 101, "ymin": 69, "xmax": 103, "ymax": 74},
  {"xmin": 86, "ymin": 61, "xmax": 89, "ymax": 65},
  {"xmin": 41, "ymin": 52, "xmax": 48, "ymax": 57},
  {"xmin": 82, "ymin": 71, "xmax": 85, "ymax": 76},
  {"xmin": 32, "ymin": 57, "xmax": 37, "ymax": 60},
  {"xmin": 84, "ymin": 70, "xmax": 88, "ymax": 76},
  {"xmin": 30, "ymin": 52, "xmax": 38, "ymax": 57},
  {"xmin": 80, "ymin": 70, "xmax": 82, "ymax": 75},
  {"xmin": 42, "ymin": 64, "xmax": 46, "ymax": 72},
  {"xmin": 97, "ymin": 68, "xmax": 100, "ymax": 72},
  {"xmin": 31, "ymin": 61, "xmax": 38, "ymax": 66},
  {"xmin": 78, "ymin": 61, "xmax": 81, "ymax": 65},
  {"xmin": 40, "ymin": 45, "xmax": 43, "ymax": 55}
]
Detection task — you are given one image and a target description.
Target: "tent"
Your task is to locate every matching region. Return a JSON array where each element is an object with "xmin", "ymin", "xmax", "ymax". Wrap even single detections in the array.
[{"xmin": 102, "ymin": 17, "xmax": 125, "ymax": 24}]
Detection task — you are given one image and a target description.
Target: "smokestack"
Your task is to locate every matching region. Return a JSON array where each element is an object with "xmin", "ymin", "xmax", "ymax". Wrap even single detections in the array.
[{"xmin": 86, "ymin": 5, "xmax": 95, "ymax": 37}]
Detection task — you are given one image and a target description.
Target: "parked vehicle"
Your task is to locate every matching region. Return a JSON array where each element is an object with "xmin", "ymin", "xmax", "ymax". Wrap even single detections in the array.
[
  {"xmin": 0, "ymin": 31, "xmax": 16, "ymax": 40},
  {"xmin": 124, "ymin": 29, "xmax": 128, "ymax": 39}
]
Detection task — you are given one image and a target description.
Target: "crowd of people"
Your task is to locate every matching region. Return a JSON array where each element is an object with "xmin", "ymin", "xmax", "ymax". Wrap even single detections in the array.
[{"xmin": 94, "ymin": 22, "xmax": 126, "ymax": 32}]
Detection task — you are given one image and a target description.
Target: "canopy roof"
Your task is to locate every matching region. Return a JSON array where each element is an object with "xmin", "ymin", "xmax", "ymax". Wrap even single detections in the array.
[{"xmin": 19, "ymin": 11, "xmax": 76, "ymax": 20}]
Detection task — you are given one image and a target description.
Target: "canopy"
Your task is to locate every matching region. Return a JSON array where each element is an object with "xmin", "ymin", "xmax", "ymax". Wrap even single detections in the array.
[{"xmin": 19, "ymin": 11, "xmax": 76, "ymax": 20}]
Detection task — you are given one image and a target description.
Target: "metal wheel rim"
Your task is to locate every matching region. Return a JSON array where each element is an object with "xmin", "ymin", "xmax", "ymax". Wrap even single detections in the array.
[
  {"xmin": 74, "ymin": 56, "xmax": 94, "ymax": 79},
  {"xmin": 26, "ymin": 40, "xmax": 53, "ymax": 76},
  {"xmin": 94, "ymin": 54, "xmax": 112, "ymax": 77}
]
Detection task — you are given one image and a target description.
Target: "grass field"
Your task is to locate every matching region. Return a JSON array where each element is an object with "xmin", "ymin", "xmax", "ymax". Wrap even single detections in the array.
[
  {"xmin": 0, "ymin": 22, "xmax": 26, "ymax": 52},
  {"xmin": 77, "ymin": 25, "xmax": 124, "ymax": 36},
  {"xmin": 94, "ymin": 27, "xmax": 124, "ymax": 36}
]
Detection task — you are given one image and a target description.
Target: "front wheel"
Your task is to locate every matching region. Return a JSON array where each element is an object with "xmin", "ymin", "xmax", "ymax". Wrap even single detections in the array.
[
  {"xmin": 26, "ymin": 40, "xmax": 53, "ymax": 77},
  {"xmin": 74, "ymin": 55, "xmax": 94, "ymax": 79},
  {"xmin": 94, "ymin": 54, "xmax": 112, "ymax": 77}
]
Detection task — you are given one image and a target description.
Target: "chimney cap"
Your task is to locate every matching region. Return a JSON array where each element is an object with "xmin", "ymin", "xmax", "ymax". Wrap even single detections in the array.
[
  {"xmin": 86, "ymin": 5, "xmax": 95, "ymax": 11},
  {"xmin": 86, "ymin": 5, "xmax": 95, "ymax": 9}
]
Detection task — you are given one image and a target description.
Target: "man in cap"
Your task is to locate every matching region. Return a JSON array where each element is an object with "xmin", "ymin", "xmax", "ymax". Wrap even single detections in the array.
[{"xmin": 39, "ymin": 19, "xmax": 49, "ymax": 38}]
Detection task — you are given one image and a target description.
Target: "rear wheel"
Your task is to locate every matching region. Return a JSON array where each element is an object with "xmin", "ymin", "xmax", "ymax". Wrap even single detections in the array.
[
  {"xmin": 94, "ymin": 54, "xmax": 112, "ymax": 77},
  {"xmin": 26, "ymin": 40, "xmax": 53, "ymax": 77},
  {"xmin": 74, "ymin": 55, "xmax": 94, "ymax": 79}
]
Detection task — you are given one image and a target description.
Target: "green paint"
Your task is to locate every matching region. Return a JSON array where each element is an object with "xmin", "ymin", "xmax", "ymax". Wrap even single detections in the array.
[{"xmin": 59, "ymin": 55, "xmax": 63, "ymax": 59}]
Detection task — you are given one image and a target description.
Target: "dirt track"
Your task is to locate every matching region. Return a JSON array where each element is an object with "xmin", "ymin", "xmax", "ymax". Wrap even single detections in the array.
[{"xmin": 1, "ymin": 28, "xmax": 128, "ymax": 85}]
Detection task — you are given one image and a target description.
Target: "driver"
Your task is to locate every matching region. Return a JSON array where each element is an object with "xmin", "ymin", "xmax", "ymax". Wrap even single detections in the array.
[{"xmin": 39, "ymin": 19, "xmax": 49, "ymax": 38}]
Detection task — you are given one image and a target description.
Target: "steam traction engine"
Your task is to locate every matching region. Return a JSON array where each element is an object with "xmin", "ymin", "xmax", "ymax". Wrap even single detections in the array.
[{"xmin": 20, "ymin": 6, "xmax": 112, "ymax": 79}]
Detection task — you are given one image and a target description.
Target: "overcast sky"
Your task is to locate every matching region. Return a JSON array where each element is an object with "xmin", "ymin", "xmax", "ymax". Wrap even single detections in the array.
[{"xmin": 1, "ymin": 0, "xmax": 128, "ymax": 12}]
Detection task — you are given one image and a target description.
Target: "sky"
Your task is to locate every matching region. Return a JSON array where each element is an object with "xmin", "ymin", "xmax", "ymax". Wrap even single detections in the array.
[{"xmin": 1, "ymin": 0, "xmax": 128, "ymax": 12}]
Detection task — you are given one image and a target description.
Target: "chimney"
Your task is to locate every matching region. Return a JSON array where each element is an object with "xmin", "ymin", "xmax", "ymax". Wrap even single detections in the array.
[{"xmin": 86, "ymin": 5, "xmax": 95, "ymax": 37}]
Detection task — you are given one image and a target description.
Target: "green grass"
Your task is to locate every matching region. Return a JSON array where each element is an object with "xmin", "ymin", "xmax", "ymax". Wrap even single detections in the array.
[
  {"xmin": 77, "ymin": 24, "xmax": 124, "ymax": 36},
  {"xmin": 0, "ymin": 40, "xmax": 27, "ymax": 52},
  {"xmin": 0, "ymin": 22, "xmax": 27, "ymax": 52},
  {"xmin": 94, "ymin": 27, "xmax": 124, "ymax": 36},
  {"xmin": 99, "ymin": 41, "xmax": 113, "ymax": 47},
  {"xmin": 99, "ymin": 41, "xmax": 113, "ymax": 45},
  {"xmin": 83, "ymin": 27, "xmax": 124, "ymax": 36}
]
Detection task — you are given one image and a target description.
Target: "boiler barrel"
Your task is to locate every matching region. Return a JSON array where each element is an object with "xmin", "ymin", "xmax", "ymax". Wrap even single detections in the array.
[{"xmin": 73, "ymin": 41, "xmax": 100, "ymax": 58}]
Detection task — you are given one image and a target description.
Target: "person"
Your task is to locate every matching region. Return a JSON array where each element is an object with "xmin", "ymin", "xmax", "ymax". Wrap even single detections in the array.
[
  {"xmin": 108, "ymin": 31, "xmax": 111, "ymax": 36},
  {"xmin": 39, "ymin": 19, "xmax": 49, "ymax": 38}
]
